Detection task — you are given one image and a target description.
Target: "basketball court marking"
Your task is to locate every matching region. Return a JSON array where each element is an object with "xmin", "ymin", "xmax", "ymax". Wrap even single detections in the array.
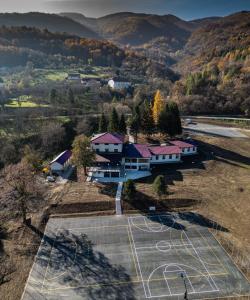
[{"xmin": 128, "ymin": 215, "xmax": 220, "ymax": 299}]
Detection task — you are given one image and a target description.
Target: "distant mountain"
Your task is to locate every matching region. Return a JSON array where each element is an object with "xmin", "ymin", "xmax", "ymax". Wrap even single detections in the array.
[
  {"xmin": 61, "ymin": 12, "xmax": 199, "ymax": 47},
  {"xmin": 0, "ymin": 12, "xmax": 100, "ymax": 39}
]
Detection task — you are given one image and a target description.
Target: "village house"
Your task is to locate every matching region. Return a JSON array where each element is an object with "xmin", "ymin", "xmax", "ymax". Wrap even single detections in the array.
[
  {"xmin": 89, "ymin": 132, "xmax": 198, "ymax": 182},
  {"xmin": 66, "ymin": 73, "xmax": 81, "ymax": 81},
  {"xmin": 108, "ymin": 77, "xmax": 132, "ymax": 91},
  {"xmin": 50, "ymin": 150, "xmax": 72, "ymax": 175}
]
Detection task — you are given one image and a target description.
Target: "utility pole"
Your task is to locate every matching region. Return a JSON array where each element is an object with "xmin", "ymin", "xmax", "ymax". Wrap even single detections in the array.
[{"xmin": 180, "ymin": 272, "xmax": 188, "ymax": 300}]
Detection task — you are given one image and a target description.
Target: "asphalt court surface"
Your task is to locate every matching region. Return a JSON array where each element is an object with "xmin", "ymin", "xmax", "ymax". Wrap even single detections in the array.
[{"xmin": 22, "ymin": 213, "xmax": 250, "ymax": 299}]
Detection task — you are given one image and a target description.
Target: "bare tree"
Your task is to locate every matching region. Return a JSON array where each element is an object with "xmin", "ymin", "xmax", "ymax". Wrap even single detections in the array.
[{"xmin": 2, "ymin": 161, "xmax": 37, "ymax": 224}]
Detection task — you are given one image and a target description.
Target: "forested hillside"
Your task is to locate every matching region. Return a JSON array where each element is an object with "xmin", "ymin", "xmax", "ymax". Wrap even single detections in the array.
[
  {"xmin": 0, "ymin": 27, "xmax": 124, "ymax": 67},
  {"xmin": 0, "ymin": 12, "xmax": 99, "ymax": 38},
  {"xmin": 172, "ymin": 11, "xmax": 250, "ymax": 115}
]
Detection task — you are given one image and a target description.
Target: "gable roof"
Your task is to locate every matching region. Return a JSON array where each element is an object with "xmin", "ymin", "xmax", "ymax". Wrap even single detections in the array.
[
  {"xmin": 50, "ymin": 150, "xmax": 72, "ymax": 165},
  {"xmin": 91, "ymin": 132, "xmax": 124, "ymax": 144},
  {"xmin": 149, "ymin": 146, "xmax": 181, "ymax": 155},
  {"xmin": 170, "ymin": 140, "xmax": 195, "ymax": 148},
  {"xmin": 124, "ymin": 144, "xmax": 152, "ymax": 158}
]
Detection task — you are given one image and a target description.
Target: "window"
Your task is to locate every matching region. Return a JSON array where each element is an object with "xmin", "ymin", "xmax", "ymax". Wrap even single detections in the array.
[
  {"xmin": 182, "ymin": 148, "xmax": 185, "ymax": 152},
  {"xmin": 114, "ymin": 149, "xmax": 118, "ymax": 153},
  {"xmin": 156, "ymin": 155, "xmax": 159, "ymax": 160},
  {"xmin": 132, "ymin": 166, "xmax": 137, "ymax": 169},
  {"xmin": 139, "ymin": 159, "xmax": 149, "ymax": 163},
  {"xmin": 96, "ymin": 149, "xmax": 99, "ymax": 152},
  {"xmin": 125, "ymin": 166, "xmax": 131, "ymax": 169},
  {"xmin": 125, "ymin": 158, "xmax": 131, "ymax": 163},
  {"xmin": 193, "ymin": 147, "xmax": 196, "ymax": 151},
  {"xmin": 95, "ymin": 143, "xmax": 99, "ymax": 145},
  {"xmin": 105, "ymin": 149, "xmax": 109, "ymax": 152},
  {"xmin": 114, "ymin": 143, "xmax": 118, "ymax": 145},
  {"xmin": 187, "ymin": 148, "xmax": 190, "ymax": 152},
  {"xmin": 176, "ymin": 154, "xmax": 179, "ymax": 159},
  {"xmin": 162, "ymin": 155, "xmax": 165, "ymax": 160},
  {"xmin": 131, "ymin": 159, "xmax": 137, "ymax": 163},
  {"xmin": 105, "ymin": 143, "xmax": 109, "ymax": 145},
  {"xmin": 169, "ymin": 154, "xmax": 172, "ymax": 159}
]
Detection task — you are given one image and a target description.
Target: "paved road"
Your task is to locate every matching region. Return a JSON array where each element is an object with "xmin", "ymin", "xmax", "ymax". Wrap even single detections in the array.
[{"xmin": 184, "ymin": 123, "xmax": 247, "ymax": 138}]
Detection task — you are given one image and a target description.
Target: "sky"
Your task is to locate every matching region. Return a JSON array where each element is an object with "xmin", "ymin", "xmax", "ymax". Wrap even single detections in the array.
[{"xmin": 0, "ymin": 0, "xmax": 250, "ymax": 20}]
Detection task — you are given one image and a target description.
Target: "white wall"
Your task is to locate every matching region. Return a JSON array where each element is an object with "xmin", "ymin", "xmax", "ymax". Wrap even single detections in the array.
[
  {"xmin": 50, "ymin": 162, "xmax": 63, "ymax": 172},
  {"xmin": 108, "ymin": 80, "xmax": 131, "ymax": 90},
  {"xmin": 122, "ymin": 158, "xmax": 151, "ymax": 171},
  {"xmin": 91, "ymin": 143, "xmax": 123, "ymax": 153},
  {"xmin": 150, "ymin": 154, "xmax": 181, "ymax": 164},
  {"xmin": 181, "ymin": 147, "xmax": 197, "ymax": 156}
]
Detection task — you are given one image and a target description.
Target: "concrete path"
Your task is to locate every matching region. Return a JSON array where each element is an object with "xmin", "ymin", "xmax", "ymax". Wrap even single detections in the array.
[
  {"xmin": 115, "ymin": 182, "xmax": 123, "ymax": 216},
  {"xmin": 184, "ymin": 123, "xmax": 247, "ymax": 138}
]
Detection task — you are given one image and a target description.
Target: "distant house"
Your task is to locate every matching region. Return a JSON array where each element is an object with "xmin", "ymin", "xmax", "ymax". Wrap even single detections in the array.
[
  {"xmin": 81, "ymin": 77, "xmax": 101, "ymax": 88},
  {"xmin": 50, "ymin": 150, "xmax": 72, "ymax": 174},
  {"xmin": 108, "ymin": 77, "xmax": 131, "ymax": 90},
  {"xmin": 66, "ymin": 73, "xmax": 81, "ymax": 81},
  {"xmin": 170, "ymin": 141, "xmax": 198, "ymax": 156}
]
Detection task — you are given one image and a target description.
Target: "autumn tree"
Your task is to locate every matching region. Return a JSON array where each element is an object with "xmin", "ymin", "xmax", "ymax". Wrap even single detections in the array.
[
  {"xmin": 98, "ymin": 113, "xmax": 108, "ymax": 133},
  {"xmin": 152, "ymin": 90, "xmax": 164, "ymax": 124},
  {"xmin": 119, "ymin": 113, "xmax": 127, "ymax": 134},
  {"xmin": 108, "ymin": 108, "xmax": 120, "ymax": 132},
  {"xmin": 140, "ymin": 100, "xmax": 155, "ymax": 136},
  {"xmin": 23, "ymin": 145, "xmax": 42, "ymax": 172},
  {"xmin": 72, "ymin": 135, "xmax": 95, "ymax": 176}
]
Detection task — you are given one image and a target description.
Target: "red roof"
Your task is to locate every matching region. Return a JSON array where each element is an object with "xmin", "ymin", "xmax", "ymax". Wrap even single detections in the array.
[
  {"xmin": 149, "ymin": 146, "xmax": 181, "ymax": 155},
  {"xmin": 91, "ymin": 133, "xmax": 124, "ymax": 144},
  {"xmin": 124, "ymin": 144, "xmax": 152, "ymax": 158},
  {"xmin": 170, "ymin": 140, "xmax": 195, "ymax": 149}
]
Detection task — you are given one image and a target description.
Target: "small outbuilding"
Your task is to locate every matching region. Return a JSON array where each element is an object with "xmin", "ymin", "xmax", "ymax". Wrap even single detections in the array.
[{"xmin": 50, "ymin": 150, "xmax": 72, "ymax": 174}]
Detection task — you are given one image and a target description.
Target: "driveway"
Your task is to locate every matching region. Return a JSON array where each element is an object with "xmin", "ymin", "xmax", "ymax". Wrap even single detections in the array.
[{"xmin": 184, "ymin": 123, "xmax": 247, "ymax": 138}]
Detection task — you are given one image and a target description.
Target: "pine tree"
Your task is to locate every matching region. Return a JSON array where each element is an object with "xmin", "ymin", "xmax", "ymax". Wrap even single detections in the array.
[
  {"xmin": 168, "ymin": 101, "xmax": 182, "ymax": 135},
  {"xmin": 140, "ymin": 101, "xmax": 155, "ymax": 136},
  {"xmin": 49, "ymin": 88, "xmax": 57, "ymax": 105},
  {"xmin": 129, "ymin": 105, "xmax": 141, "ymax": 142},
  {"xmin": 152, "ymin": 90, "xmax": 164, "ymax": 124},
  {"xmin": 108, "ymin": 108, "xmax": 120, "ymax": 132},
  {"xmin": 153, "ymin": 175, "xmax": 167, "ymax": 201},
  {"xmin": 67, "ymin": 88, "xmax": 75, "ymax": 105},
  {"xmin": 98, "ymin": 113, "xmax": 108, "ymax": 133},
  {"xmin": 119, "ymin": 113, "xmax": 127, "ymax": 134}
]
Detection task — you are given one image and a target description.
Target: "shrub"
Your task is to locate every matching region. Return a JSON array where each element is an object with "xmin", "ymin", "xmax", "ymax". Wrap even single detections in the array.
[{"xmin": 123, "ymin": 179, "xmax": 136, "ymax": 201}]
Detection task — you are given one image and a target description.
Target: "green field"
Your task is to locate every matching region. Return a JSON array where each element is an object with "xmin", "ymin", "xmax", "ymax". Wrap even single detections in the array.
[{"xmin": 6, "ymin": 99, "xmax": 49, "ymax": 108}]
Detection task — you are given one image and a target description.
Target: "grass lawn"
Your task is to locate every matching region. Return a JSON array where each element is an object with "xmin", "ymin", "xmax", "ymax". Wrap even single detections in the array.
[{"xmin": 5, "ymin": 100, "xmax": 49, "ymax": 108}]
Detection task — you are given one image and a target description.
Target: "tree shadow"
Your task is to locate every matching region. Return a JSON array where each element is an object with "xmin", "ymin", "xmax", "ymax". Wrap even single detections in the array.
[
  {"xmin": 195, "ymin": 139, "xmax": 250, "ymax": 167},
  {"xmin": 0, "ymin": 224, "xmax": 8, "ymax": 254},
  {"xmin": 178, "ymin": 212, "xmax": 229, "ymax": 232},
  {"xmin": 34, "ymin": 230, "xmax": 135, "ymax": 299}
]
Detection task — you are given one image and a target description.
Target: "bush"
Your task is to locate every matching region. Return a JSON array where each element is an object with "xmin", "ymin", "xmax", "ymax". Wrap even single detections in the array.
[
  {"xmin": 153, "ymin": 175, "xmax": 167, "ymax": 200},
  {"xmin": 123, "ymin": 179, "xmax": 136, "ymax": 201}
]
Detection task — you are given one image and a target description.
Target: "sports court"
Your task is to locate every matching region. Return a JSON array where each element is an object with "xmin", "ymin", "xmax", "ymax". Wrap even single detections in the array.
[{"xmin": 22, "ymin": 214, "xmax": 250, "ymax": 300}]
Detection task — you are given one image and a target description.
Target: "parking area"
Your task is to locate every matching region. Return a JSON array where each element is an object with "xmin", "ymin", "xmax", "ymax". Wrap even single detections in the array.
[
  {"xmin": 22, "ymin": 214, "xmax": 250, "ymax": 300},
  {"xmin": 184, "ymin": 123, "xmax": 247, "ymax": 138}
]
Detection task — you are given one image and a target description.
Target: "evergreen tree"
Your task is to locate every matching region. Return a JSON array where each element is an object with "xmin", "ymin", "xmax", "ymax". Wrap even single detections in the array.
[
  {"xmin": 119, "ymin": 113, "xmax": 127, "ymax": 134},
  {"xmin": 129, "ymin": 105, "xmax": 141, "ymax": 142},
  {"xmin": 153, "ymin": 175, "xmax": 167, "ymax": 201},
  {"xmin": 98, "ymin": 113, "xmax": 108, "ymax": 133},
  {"xmin": 108, "ymin": 108, "xmax": 120, "ymax": 132},
  {"xmin": 49, "ymin": 88, "xmax": 57, "ymax": 105},
  {"xmin": 123, "ymin": 179, "xmax": 136, "ymax": 202},
  {"xmin": 67, "ymin": 88, "xmax": 75, "ymax": 105},
  {"xmin": 168, "ymin": 101, "xmax": 182, "ymax": 135},
  {"xmin": 152, "ymin": 90, "xmax": 164, "ymax": 124},
  {"xmin": 141, "ymin": 101, "xmax": 155, "ymax": 136}
]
